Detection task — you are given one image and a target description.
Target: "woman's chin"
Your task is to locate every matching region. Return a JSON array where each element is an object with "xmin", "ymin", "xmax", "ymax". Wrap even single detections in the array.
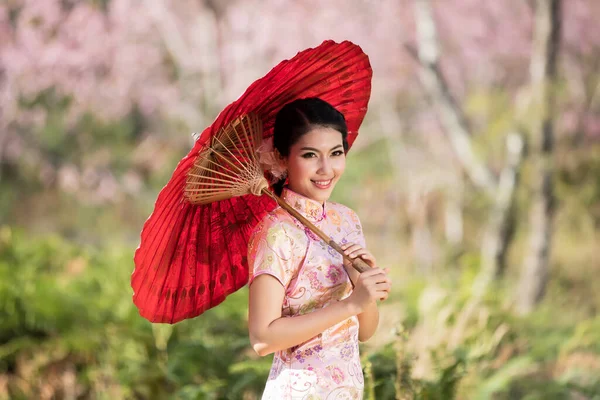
[
  {"xmin": 308, "ymin": 186, "xmax": 335, "ymax": 203},
  {"xmin": 289, "ymin": 181, "xmax": 337, "ymax": 203}
]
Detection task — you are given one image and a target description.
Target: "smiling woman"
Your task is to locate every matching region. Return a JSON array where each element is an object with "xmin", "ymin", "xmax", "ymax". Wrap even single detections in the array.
[{"xmin": 247, "ymin": 98, "xmax": 391, "ymax": 399}]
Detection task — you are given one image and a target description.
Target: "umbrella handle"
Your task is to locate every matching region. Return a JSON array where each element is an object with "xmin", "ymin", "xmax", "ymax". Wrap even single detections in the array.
[{"xmin": 263, "ymin": 189, "xmax": 371, "ymax": 273}]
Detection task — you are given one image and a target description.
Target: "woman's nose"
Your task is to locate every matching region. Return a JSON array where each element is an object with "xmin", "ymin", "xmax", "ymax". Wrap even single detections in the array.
[{"xmin": 317, "ymin": 157, "xmax": 333, "ymax": 175}]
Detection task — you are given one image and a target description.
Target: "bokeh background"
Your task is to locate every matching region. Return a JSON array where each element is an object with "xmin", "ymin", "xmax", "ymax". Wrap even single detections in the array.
[{"xmin": 1, "ymin": 0, "xmax": 600, "ymax": 399}]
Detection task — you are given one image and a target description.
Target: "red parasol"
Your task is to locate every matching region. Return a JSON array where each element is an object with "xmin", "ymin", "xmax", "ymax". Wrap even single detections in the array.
[{"xmin": 132, "ymin": 40, "xmax": 372, "ymax": 323}]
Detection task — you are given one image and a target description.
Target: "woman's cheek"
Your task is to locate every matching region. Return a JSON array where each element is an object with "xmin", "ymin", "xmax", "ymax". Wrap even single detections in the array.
[{"xmin": 333, "ymin": 157, "xmax": 346, "ymax": 175}]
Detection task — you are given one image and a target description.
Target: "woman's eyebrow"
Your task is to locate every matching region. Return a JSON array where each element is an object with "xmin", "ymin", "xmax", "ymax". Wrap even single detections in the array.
[{"xmin": 300, "ymin": 144, "xmax": 344, "ymax": 152}]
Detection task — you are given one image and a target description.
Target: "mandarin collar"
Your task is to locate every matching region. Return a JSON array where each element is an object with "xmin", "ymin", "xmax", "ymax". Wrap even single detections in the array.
[{"xmin": 281, "ymin": 187, "xmax": 327, "ymax": 223}]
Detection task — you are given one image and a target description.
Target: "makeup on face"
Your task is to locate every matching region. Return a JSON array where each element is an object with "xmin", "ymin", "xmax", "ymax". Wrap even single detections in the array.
[{"xmin": 284, "ymin": 126, "xmax": 346, "ymax": 204}]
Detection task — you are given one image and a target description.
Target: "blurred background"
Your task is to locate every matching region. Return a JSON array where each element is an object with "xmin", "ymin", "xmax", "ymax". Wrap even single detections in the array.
[{"xmin": 1, "ymin": 0, "xmax": 599, "ymax": 398}]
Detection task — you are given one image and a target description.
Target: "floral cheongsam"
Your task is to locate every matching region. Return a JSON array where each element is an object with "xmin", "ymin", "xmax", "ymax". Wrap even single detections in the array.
[{"xmin": 248, "ymin": 188, "xmax": 367, "ymax": 400}]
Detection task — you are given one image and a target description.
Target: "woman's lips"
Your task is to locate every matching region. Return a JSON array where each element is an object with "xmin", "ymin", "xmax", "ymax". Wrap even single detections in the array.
[{"xmin": 312, "ymin": 179, "xmax": 332, "ymax": 189}]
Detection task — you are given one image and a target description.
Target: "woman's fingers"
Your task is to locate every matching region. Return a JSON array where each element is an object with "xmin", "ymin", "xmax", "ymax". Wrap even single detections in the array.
[
  {"xmin": 341, "ymin": 243, "xmax": 378, "ymax": 269},
  {"xmin": 368, "ymin": 282, "xmax": 391, "ymax": 301},
  {"xmin": 355, "ymin": 251, "xmax": 375, "ymax": 263},
  {"xmin": 378, "ymin": 292, "xmax": 389, "ymax": 301},
  {"xmin": 370, "ymin": 280, "xmax": 391, "ymax": 291},
  {"xmin": 341, "ymin": 243, "xmax": 362, "ymax": 255},
  {"xmin": 353, "ymin": 269, "xmax": 392, "ymax": 302},
  {"xmin": 341, "ymin": 243, "xmax": 369, "ymax": 255},
  {"xmin": 360, "ymin": 271, "xmax": 392, "ymax": 289},
  {"xmin": 347, "ymin": 248, "xmax": 372, "ymax": 260},
  {"xmin": 358, "ymin": 267, "xmax": 385, "ymax": 278}
]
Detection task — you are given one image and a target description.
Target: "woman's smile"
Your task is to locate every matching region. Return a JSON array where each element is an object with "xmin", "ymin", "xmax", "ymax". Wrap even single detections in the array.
[{"xmin": 312, "ymin": 179, "xmax": 333, "ymax": 189}]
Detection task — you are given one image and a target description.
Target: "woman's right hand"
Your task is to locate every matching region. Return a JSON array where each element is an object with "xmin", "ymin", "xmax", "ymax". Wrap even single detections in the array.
[{"xmin": 346, "ymin": 267, "xmax": 391, "ymax": 313}]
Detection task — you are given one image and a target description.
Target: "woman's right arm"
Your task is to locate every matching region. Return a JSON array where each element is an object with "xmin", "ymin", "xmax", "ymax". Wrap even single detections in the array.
[{"xmin": 248, "ymin": 268, "xmax": 390, "ymax": 356}]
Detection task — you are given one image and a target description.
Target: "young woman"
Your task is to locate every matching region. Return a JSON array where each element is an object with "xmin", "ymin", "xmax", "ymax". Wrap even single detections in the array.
[{"xmin": 247, "ymin": 98, "xmax": 391, "ymax": 399}]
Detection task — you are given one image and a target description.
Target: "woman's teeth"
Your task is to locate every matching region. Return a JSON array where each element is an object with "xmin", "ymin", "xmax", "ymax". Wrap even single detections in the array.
[{"xmin": 312, "ymin": 179, "xmax": 332, "ymax": 189}]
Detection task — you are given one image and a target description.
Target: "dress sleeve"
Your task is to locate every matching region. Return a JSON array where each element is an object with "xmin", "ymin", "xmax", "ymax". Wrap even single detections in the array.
[{"xmin": 247, "ymin": 216, "xmax": 297, "ymax": 288}]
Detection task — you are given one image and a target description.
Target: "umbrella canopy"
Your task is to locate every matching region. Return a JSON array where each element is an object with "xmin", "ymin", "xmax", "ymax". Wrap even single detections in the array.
[{"xmin": 132, "ymin": 40, "xmax": 372, "ymax": 323}]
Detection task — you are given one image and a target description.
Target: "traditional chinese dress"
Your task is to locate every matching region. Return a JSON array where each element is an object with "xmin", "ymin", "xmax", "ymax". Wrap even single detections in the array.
[{"xmin": 248, "ymin": 187, "xmax": 366, "ymax": 400}]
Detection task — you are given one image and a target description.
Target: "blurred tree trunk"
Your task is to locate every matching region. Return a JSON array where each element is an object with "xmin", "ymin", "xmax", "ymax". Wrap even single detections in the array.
[
  {"xmin": 516, "ymin": 0, "xmax": 562, "ymax": 314},
  {"xmin": 0, "ymin": 123, "xmax": 8, "ymax": 183},
  {"xmin": 475, "ymin": 133, "xmax": 523, "ymax": 293},
  {"xmin": 444, "ymin": 189, "xmax": 464, "ymax": 246},
  {"xmin": 412, "ymin": 0, "xmax": 496, "ymax": 197},
  {"xmin": 412, "ymin": 0, "xmax": 522, "ymax": 285},
  {"xmin": 408, "ymin": 192, "xmax": 435, "ymax": 273}
]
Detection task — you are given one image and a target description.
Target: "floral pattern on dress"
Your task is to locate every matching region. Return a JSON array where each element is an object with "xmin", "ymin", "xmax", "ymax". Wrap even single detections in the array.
[{"xmin": 248, "ymin": 188, "xmax": 368, "ymax": 399}]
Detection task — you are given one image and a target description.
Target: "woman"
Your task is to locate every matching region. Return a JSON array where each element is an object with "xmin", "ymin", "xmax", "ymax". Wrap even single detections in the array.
[{"xmin": 248, "ymin": 98, "xmax": 392, "ymax": 399}]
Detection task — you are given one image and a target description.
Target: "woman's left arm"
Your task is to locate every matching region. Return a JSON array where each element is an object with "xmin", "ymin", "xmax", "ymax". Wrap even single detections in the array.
[{"xmin": 341, "ymin": 243, "xmax": 390, "ymax": 342}]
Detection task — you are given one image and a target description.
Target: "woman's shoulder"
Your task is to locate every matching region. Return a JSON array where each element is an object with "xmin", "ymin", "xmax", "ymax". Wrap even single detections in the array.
[
  {"xmin": 327, "ymin": 201, "xmax": 361, "ymax": 221},
  {"xmin": 251, "ymin": 207, "xmax": 299, "ymax": 238}
]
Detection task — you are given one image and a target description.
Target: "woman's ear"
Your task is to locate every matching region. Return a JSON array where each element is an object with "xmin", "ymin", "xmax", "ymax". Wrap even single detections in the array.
[{"xmin": 274, "ymin": 148, "xmax": 287, "ymax": 170}]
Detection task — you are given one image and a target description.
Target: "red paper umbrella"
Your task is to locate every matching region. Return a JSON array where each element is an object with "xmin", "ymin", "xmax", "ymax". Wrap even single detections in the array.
[{"xmin": 132, "ymin": 40, "xmax": 372, "ymax": 323}]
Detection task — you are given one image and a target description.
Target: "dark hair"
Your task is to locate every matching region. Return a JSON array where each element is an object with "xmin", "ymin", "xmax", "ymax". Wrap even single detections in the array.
[{"xmin": 272, "ymin": 97, "xmax": 348, "ymax": 196}]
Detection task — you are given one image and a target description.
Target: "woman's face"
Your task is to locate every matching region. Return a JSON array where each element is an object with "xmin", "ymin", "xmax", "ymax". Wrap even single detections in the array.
[{"xmin": 283, "ymin": 126, "xmax": 346, "ymax": 204}]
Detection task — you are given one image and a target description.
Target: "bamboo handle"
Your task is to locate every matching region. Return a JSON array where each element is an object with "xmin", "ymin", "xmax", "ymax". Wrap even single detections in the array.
[{"xmin": 262, "ymin": 189, "xmax": 371, "ymax": 274}]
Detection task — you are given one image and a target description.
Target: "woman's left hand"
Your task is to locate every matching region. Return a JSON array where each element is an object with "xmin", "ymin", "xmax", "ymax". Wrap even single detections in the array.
[
  {"xmin": 340, "ymin": 243, "xmax": 377, "ymax": 268},
  {"xmin": 341, "ymin": 243, "xmax": 390, "ymax": 302}
]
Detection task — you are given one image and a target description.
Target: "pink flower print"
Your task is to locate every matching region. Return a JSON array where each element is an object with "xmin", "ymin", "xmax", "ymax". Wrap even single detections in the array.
[
  {"xmin": 307, "ymin": 271, "xmax": 322, "ymax": 290},
  {"xmin": 326, "ymin": 264, "xmax": 344, "ymax": 284},
  {"xmin": 326, "ymin": 366, "xmax": 345, "ymax": 385}
]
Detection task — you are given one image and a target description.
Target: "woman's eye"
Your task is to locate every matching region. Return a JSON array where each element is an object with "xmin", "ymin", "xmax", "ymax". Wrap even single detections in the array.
[
  {"xmin": 301, "ymin": 153, "xmax": 317, "ymax": 158},
  {"xmin": 331, "ymin": 150, "xmax": 344, "ymax": 156}
]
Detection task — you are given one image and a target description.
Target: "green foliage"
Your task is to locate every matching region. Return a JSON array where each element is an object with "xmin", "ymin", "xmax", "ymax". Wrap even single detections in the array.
[
  {"xmin": 366, "ymin": 331, "xmax": 467, "ymax": 400},
  {"xmin": 563, "ymin": 317, "xmax": 600, "ymax": 355},
  {"xmin": 474, "ymin": 356, "xmax": 535, "ymax": 399},
  {"xmin": 0, "ymin": 226, "xmax": 269, "ymax": 399}
]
